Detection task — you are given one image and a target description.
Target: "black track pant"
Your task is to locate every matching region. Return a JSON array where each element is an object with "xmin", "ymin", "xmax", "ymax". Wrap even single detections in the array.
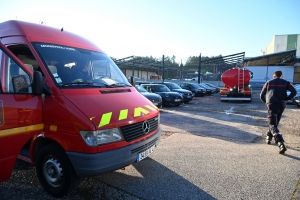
[{"xmin": 266, "ymin": 103, "xmax": 285, "ymax": 135}]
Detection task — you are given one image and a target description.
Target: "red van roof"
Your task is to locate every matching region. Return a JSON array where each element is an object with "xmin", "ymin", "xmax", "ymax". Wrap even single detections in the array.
[{"xmin": 0, "ymin": 20, "xmax": 103, "ymax": 52}]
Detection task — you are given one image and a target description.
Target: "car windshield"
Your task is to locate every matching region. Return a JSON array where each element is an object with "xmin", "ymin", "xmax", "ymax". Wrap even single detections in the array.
[
  {"xmin": 167, "ymin": 83, "xmax": 181, "ymax": 89},
  {"xmin": 33, "ymin": 43, "xmax": 130, "ymax": 88},
  {"xmin": 135, "ymin": 85, "xmax": 147, "ymax": 92},
  {"xmin": 155, "ymin": 85, "xmax": 170, "ymax": 92},
  {"xmin": 206, "ymin": 83, "xmax": 216, "ymax": 87},
  {"xmin": 191, "ymin": 83, "xmax": 202, "ymax": 89},
  {"xmin": 200, "ymin": 84, "xmax": 210, "ymax": 89}
]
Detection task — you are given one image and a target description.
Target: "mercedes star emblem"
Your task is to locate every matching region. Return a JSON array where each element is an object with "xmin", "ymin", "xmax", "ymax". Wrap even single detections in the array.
[{"xmin": 142, "ymin": 120, "xmax": 150, "ymax": 134}]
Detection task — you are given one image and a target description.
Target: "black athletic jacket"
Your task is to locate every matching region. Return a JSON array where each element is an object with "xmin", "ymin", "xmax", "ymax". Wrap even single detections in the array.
[{"xmin": 260, "ymin": 78, "xmax": 297, "ymax": 104}]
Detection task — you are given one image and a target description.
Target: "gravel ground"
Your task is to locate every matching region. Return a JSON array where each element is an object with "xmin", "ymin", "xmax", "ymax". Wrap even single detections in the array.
[{"xmin": 1, "ymin": 89, "xmax": 299, "ymax": 199}]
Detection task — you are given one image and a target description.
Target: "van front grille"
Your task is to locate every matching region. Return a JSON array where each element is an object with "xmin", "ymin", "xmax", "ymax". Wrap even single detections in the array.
[{"xmin": 120, "ymin": 116, "xmax": 159, "ymax": 142}]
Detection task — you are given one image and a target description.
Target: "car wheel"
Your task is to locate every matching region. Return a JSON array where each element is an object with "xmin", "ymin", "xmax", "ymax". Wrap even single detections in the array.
[
  {"xmin": 36, "ymin": 143, "xmax": 81, "ymax": 197},
  {"xmin": 192, "ymin": 92, "xmax": 196, "ymax": 97}
]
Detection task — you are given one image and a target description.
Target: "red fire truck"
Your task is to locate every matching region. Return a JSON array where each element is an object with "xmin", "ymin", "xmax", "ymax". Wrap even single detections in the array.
[
  {"xmin": 0, "ymin": 20, "xmax": 161, "ymax": 197},
  {"xmin": 220, "ymin": 67, "xmax": 253, "ymax": 102}
]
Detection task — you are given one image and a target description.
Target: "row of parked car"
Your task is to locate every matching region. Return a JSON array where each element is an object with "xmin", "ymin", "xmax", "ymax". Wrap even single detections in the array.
[
  {"xmin": 135, "ymin": 82, "xmax": 220, "ymax": 108},
  {"xmin": 288, "ymin": 84, "xmax": 300, "ymax": 107}
]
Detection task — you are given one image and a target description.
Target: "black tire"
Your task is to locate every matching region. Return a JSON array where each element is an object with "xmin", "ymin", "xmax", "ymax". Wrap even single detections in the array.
[
  {"xmin": 36, "ymin": 143, "xmax": 81, "ymax": 197},
  {"xmin": 192, "ymin": 91, "xmax": 196, "ymax": 97}
]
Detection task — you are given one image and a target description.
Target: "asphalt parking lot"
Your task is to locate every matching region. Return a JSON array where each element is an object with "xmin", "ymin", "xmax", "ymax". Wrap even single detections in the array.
[{"xmin": 1, "ymin": 89, "xmax": 300, "ymax": 199}]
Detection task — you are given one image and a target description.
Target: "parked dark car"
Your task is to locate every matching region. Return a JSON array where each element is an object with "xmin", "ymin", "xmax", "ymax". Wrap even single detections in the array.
[
  {"xmin": 128, "ymin": 76, "xmax": 150, "ymax": 85},
  {"xmin": 287, "ymin": 85, "xmax": 300, "ymax": 104},
  {"xmin": 199, "ymin": 83, "xmax": 214, "ymax": 95},
  {"xmin": 203, "ymin": 83, "xmax": 220, "ymax": 93},
  {"xmin": 140, "ymin": 84, "xmax": 183, "ymax": 106},
  {"xmin": 292, "ymin": 94, "xmax": 300, "ymax": 107},
  {"xmin": 160, "ymin": 82, "xmax": 193, "ymax": 103},
  {"xmin": 179, "ymin": 83, "xmax": 206, "ymax": 97},
  {"xmin": 135, "ymin": 85, "xmax": 162, "ymax": 108}
]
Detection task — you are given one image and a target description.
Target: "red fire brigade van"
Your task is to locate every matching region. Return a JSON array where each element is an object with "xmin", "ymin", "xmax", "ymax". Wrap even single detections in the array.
[{"xmin": 0, "ymin": 20, "xmax": 161, "ymax": 197}]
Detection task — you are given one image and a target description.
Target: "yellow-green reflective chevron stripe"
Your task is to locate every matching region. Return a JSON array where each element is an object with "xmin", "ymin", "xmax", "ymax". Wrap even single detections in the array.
[
  {"xmin": 145, "ymin": 104, "xmax": 156, "ymax": 111},
  {"xmin": 99, "ymin": 112, "xmax": 112, "ymax": 127},
  {"xmin": 97, "ymin": 105, "xmax": 157, "ymax": 127},
  {"xmin": 134, "ymin": 107, "xmax": 150, "ymax": 117},
  {"xmin": 119, "ymin": 109, "xmax": 128, "ymax": 120}
]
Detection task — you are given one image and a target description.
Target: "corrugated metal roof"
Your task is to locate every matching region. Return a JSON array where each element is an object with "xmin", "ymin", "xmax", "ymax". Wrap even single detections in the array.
[{"xmin": 244, "ymin": 49, "xmax": 296, "ymax": 66}]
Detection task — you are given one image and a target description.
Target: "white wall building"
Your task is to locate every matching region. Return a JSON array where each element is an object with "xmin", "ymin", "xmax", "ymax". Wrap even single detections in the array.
[
  {"xmin": 244, "ymin": 34, "xmax": 300, "ymax": 87},
  {"xmin": 264, "ymin": 34, "xmax": 300, "ymax": 57}
]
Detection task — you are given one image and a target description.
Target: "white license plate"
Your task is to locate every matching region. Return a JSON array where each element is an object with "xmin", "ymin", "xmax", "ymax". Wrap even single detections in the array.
[
  {"xmin": 154, "ymin": 102, "xmax": 158, "ymax": 105},
  {"xmin": 174, "ymin": 99, "xmax": 181, "ymax": 102},
  {"xmin": 136, "ymin": 145, "xmax": 156, "ymax": 162},
  {"xmin": 187, "ymin": 96, "xmax": 191, "ymax": 98}
]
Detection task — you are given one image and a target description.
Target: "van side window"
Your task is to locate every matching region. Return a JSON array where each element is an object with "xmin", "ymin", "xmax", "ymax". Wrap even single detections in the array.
[
  {"xmin": 7, "ymin": 45, "xmax": 39, "ymax": 72},
  {"xmin": 0, "ymin": 51, "xmax": 32, "ymax": 94}
]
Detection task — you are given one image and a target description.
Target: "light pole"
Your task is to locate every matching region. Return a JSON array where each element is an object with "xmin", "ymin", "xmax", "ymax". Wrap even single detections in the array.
[
  {"xmin": 180, "ymin": 60, "xmax": 183, "ymax": 83},
  {"xmin": 162, "ymin": 55, "xmax": 165, "ymax": 82},
  {"xmin": 198, "ymin": 53, "xmax": 201, "ymax": 83}
]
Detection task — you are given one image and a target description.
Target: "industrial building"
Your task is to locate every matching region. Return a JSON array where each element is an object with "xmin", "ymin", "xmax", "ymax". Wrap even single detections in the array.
[
  {"xmin": 264, "ymin": 34, "xmax": 300, "ymax": 57},
  {"xmin": 244, "ymin": 34, "xmax": 300, "ymax": 86}
]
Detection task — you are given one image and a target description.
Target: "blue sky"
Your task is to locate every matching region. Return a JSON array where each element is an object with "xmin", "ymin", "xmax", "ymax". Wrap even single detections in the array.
[{"xmin": 1, "ymin": 0, "xmax": 300, "ymax": 63}]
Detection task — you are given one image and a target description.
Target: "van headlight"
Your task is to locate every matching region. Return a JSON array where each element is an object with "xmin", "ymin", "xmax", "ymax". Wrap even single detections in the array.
[{"xmin": 80, "ymin": 128, "xmax": 124, "ymax": 146}]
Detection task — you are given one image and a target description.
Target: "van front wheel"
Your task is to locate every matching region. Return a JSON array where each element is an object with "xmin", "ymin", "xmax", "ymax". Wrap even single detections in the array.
[{"xmin": 36, "ymin": 143, "xmax": 80, "ymax": 197}]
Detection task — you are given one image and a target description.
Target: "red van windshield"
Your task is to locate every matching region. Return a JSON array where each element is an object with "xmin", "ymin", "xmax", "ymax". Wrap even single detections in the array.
[{"xmin": 33, "ymin": 43, "xmax": 130, "ymax": 87}]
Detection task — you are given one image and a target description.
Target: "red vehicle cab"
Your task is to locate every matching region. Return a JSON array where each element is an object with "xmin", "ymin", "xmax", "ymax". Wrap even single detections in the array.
[{"xmin": 0, "ymin": 20, "xmax": 161, "ymax": 197}]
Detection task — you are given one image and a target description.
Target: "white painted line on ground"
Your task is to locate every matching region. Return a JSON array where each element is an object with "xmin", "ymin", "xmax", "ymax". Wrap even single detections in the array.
[{"xmin": 224, "ymin": 106, "xmax": 235, "ymax": 115}]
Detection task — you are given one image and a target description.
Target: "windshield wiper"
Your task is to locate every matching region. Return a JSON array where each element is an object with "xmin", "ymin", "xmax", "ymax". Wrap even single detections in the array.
[
  {"xmin": 106, "ymin": 83, "xmax": 132, "ymax": 88},
  {"xmin": 61, "ymin": 81, "xmax": 131, "ymax": 88},
  {"xmin": 62, "ymin": 81, "xmax": 95, "ymax": 87}
]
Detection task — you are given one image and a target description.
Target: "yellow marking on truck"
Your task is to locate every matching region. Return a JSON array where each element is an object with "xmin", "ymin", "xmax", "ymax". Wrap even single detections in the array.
[
  {"xmin": 145, "ymin": 104, "xmax": 157, "ymax": 111},
  {"xmin": 0, "ymin": 124, "xmax": 44, "ymax": 138},
  {"xmin": 97, "ymin": 105, "xmax": 158, "ymax": 128},
  {"xmin": 98, "ymin": 112, "xmax": 112, "ymax": 127},
  {"xmin": 119, "ymin": 109, "xmax": 128, "ymax": 120},
  {"xmin": 50, "ymin": 125, "xmax": 57, "ymax": 132},
  {"xmin": 134, "ymin": 107, "xmax": 150, "ymax": 117}
]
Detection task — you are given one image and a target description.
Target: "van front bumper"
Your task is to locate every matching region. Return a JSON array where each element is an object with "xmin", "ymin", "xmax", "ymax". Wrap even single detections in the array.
[{"xmin": 66, "ymin": 127, "xmax": 161, "ymax": 178}]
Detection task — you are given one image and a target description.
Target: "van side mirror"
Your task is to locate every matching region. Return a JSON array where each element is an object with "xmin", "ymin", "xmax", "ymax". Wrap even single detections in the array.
[
  {"xmin": 32, "ymin": 71, "xmax": 43, "ymax": 95},
  {"xmin": 12, "ymin": 75, "xmax": 31, "ymax": 93}
]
